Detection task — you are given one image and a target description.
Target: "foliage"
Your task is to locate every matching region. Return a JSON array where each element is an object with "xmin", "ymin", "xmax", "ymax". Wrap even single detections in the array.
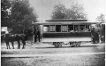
[
  {"xmin": 66, "ymin": 5, "xmax": 87, "ymax": 20},
  {"xmin": 10, "ymin": 0, "xmax": 37, "ymax": 33},
  {"xmin": 1, "ymin": 0, "xmax": 11, "ymax": 27},
  {"xmin": 51, "ymin": 4, "xmax": 87, "ymax": 20},
  {"xmin": 1, "ymin": 0, "xmax": 37, "ymax": 33},
  {"xmin": 96, "ymin": 14, "xmax": 105, "ymax": 22},
  {"xmin": 51, "ymin": 4, "xmax": 67, "ymax": 19}
]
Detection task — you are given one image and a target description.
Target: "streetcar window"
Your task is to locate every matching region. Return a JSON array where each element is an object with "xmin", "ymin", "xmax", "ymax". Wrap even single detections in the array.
[
  {"xmin": 56, "ymin": 25, "xmax": 61, "ymax": 32},
  {"xmin": 86, "ymin": 25, "xmax": 89, "ymax": 28},
  {"xmin": 80, "ymin": 25, "xmax": 85, "ymax": 31},
  {"xmin": 79, "ymin": 25, "xmax": 90, "ymax": 32},
  {"xmin": 74, "ymin": 25, "xmax": 79, "ymax": 32},
  {"xmin": 43, "ymin": 25, "xmax": 49, "ymax": 32},
  {"xmin": 61, "ymin": 25, "xmax": 68, "ymax": 32},
  {"xmin": 68, "ymin": 25, "xmax": 74, "ymax": 32},
  {"xmin": 49, "ymin": 25, "xmax": 56, "ymax": 32},
  {"xmin": 85, "ymin": 25, "xmax": 90, "ymax": 31}
]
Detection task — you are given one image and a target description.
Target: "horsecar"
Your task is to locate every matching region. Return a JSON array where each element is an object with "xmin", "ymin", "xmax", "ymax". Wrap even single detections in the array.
[{"xmin": 33, "ymin": 20, "xmax": 97, "ymax": 48}]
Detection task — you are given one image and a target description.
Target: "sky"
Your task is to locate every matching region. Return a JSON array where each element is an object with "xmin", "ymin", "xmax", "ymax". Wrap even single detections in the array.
[{"xmin": 29, "ymin": 0, "xmax": 105, "ymax": 22}]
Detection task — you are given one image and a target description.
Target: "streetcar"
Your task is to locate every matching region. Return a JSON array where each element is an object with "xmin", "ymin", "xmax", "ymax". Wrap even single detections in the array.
[{"xmin": 33, "ymin": 20, "xmax": 97, "ymax": 48}]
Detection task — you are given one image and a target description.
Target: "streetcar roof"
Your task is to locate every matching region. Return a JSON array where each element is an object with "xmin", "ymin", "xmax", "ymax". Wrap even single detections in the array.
[
  {"xmin": 33, "ymin": 20, "xmax": 97, "ymax": 25},
  {"xmin": 33, "ymin": 22, "xmax": 97, "ymax": 25},
  {"xmin": 46, "ymin": 19, "xmax": 88, "ymax": 22}
]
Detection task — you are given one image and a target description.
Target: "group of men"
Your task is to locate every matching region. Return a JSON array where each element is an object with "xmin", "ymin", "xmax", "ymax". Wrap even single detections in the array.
[{"xmin": 91, "ymin": 24, "xmax": 105, "ymax": 44}]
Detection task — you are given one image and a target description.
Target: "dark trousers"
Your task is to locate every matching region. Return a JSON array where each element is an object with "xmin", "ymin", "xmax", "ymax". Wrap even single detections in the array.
[
  {"xmin": 38, "ymin": 34, "xmax": 40, "ymax": 42},
  {"xmin": 34, "ymin": 35, "xmax": 40, "ymax": 42},
  {"xmin": 34, "ymin": 35, "xmax": 37, "ymax": 42}
]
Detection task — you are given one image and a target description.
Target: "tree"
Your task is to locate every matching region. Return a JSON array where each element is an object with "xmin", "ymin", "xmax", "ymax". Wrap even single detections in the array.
[
  {"xmin": 51, "ymin": 4, "xmax": 67, "ymax": 19},
  {"xmin": 51, "ymin": 4, "xmax": 87, "ymax": 20},
  {"xmin": 96, "ymin": 14, "xmax": 105, "ymax": 22},
  {"xmin": 1, "ymin": 0, "xmax": 11, "ymax": 27},
  {"xmin": 66, "ymin": 4, "xmax": 87, "ymax": 20},
  {"xmin": 10, "ymin": 0, "xmax": 37, "ymax": 33}
]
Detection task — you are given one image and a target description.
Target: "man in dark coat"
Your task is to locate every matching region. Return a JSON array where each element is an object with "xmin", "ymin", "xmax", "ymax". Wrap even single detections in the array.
[
  {"xmin": 91, "ymin": 28, "xmax": 96, "ymax": 43},
  {"xmin": 91, "ymin": 27, "xmax": 99, "ymax": 44},
  {"xmin": 33, "ymin": 28, "xmax": 37, "ymax": 42},
  {"xmin": 37, "ymin": 30, "xmax": 40, "ymax": 42}
]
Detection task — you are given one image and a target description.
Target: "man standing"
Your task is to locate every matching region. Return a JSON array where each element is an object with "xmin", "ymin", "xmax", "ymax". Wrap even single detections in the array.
[
  {"xmin": 33, "ymin": 27, "xmax": 37, "ymax": 42},
  {"xmin": 91, "ymin": 27, "xmax": 99, "ymax": 44},
  {"xmin": 91, "ymin": 27, "xmax": 96, "ymax": 43},
  {"xmin": 33, "ymin": 26, "xmax": 41, "ymax": 43},
  {"xmin": 37, "ymin": 30, "xmax": 40, "ymax": 42}
]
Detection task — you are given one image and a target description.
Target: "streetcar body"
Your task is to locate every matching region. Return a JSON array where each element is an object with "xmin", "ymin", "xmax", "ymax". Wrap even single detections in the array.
[{"xmin": 33, "ymin": 20, "xmax": 96, "ymax": 47}]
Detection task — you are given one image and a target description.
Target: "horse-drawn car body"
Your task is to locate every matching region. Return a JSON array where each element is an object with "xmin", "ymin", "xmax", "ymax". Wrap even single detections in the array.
[{"xmin": 33, "ymin": 20, "xmax": 97, "ymax": 48}]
